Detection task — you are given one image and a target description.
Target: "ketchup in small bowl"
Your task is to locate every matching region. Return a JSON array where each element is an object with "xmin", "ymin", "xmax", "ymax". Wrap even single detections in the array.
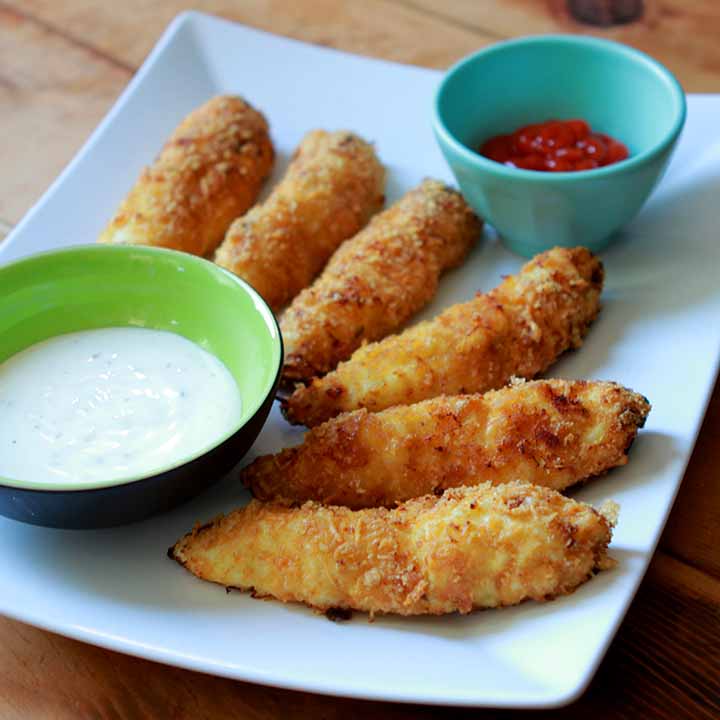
[
  {"xmin": 432, "ymin": 36, "xmax": 686, "ymax": 256},
  {"xmin": 479, "ymin": 119, "xmax": 629, "ymax": 172}
]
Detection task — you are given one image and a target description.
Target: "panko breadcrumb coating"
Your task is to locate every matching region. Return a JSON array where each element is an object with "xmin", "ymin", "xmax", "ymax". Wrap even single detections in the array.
[
  {"xmin": 171, "ymin": 482, "xmax": 617, "ymax": 616},
  {"xmin": 214, "ymin": 130, "xmax": 385, "ymax": 311},
  {"xmin": 245, "ymin": 379, "xmax": 650, "ymax": 508},
  {"xmin": 280, "ymin": 179, "xmax": 482, "ymax": 384},
  {"xmin": 98, "ymin": 96, "xmax": 274, "ymax": 255},
  {"xmin": 283, "ymin": 246, "xmax": 603, "ymax": 426}
]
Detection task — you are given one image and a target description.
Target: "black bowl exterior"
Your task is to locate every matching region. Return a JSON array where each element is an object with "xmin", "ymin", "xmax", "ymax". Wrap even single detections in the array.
[{"xmin": 0, "ymin": 375, "xmax": 280, "ymax": 529}]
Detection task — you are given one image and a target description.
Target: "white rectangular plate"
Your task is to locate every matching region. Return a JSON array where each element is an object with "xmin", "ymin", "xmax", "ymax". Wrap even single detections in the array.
[{"xmin": 1, "ymin": 12, "xmax": 719, "ymax": 709}]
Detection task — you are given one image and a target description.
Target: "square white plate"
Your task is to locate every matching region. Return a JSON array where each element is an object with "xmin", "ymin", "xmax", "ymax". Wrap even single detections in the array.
[{"xmin": 1, "ymin": 12, "xmax": 719, "ymax": 709}]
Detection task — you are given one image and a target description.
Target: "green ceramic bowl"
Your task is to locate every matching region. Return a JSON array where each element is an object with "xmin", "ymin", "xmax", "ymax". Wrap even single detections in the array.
[
  {"xmin": 433, "ymin": 35, "xmax": 686, "ymax": 256},
  {"xmin": 0, "ymin": 245, "xmax": 282, "ymax": 528}
]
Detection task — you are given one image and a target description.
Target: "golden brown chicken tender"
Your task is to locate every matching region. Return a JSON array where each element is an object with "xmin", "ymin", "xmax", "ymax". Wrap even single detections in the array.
[
  {"xmin": 171, "ymin": 482, "xmax": 617, "ymax": 616},
  {"xmin": 98, "ymin": 95, "xmax": 274, "ymax": 255},
  {"xmin": 214, "ymin": 130, "xmax": 385, "ymax": 311},
  {"xmin": 280, "ymin": 179, "xmax": 482, "ymax": 384},
  {"xmin": 283, "ymin": 246, "xmax": 603, "ymax": 426},
  {"xmin": 245, "ymin": 379, "xmax": 649, "ymax": 508}
]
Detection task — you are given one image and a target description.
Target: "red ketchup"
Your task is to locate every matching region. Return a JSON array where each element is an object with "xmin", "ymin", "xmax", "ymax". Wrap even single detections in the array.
[{"xmin": 479, "ymin": 119, "xmax": 629, "ymax": 172}]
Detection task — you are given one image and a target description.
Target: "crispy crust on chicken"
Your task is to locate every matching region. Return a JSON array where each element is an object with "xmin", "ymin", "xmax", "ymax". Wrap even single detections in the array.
[
  {"xmin": 283, "ymin": 246, "xmax": 603, "ymax": 426},
  {"xmin": 98, "ymin": 96, "xmax": 274, "ymax": 255},
  {"xmin": 214, "ymin": 130, "xmax": 385, "ymax": 311},
  {"xmin": 171, "ymin": 482, "xmax": 617, "ymax": 616},
  {"xmin": 280, "ymin": 179, "xmax": 482, "ymax": 383},
  {"xmin": 245, "ymin": 379, "xmax": 649, "ymax": 508}
]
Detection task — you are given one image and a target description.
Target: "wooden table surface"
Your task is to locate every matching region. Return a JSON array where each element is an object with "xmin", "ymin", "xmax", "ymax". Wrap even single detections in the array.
[{"xmin": 1, "ymin": 2, "xmax": 719, "ymax": 717}]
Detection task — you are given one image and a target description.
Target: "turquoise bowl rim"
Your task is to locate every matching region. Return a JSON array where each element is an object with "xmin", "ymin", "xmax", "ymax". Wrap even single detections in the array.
[
  {"xmin": 0, "ymin": 244, "xmax": 283, "ymax": 492},
  {"xmin": 433, "ymin": 34, "xmax": 687, "ymax": 182}
]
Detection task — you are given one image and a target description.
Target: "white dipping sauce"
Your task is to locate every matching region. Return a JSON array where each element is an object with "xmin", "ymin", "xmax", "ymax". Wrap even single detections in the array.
[{"xmin": 0, "ymin": 328, "xmax": 243, "ymax": 485}]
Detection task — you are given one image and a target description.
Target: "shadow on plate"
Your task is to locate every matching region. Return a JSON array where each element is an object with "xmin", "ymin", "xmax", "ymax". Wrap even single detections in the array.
[
  {"xmin": 542, "ymin": 165, "xmax": 720, "ymax": 377},
  {"xmin": 370, "ymin": 547, "xmax": 646, "ymax": 638},
  {"xmin": 601, "ymin": 170, "xmax": 720, "ymax": 317},
  {"xmin": 567, "ymin": 430, "xmax": 681, "ymax": 505}
]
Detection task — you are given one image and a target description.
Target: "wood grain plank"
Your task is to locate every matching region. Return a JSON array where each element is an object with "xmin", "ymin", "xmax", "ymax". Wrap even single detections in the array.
[
  {"xmin": 0, "ymin": 218, "xmax": 12, "ymax": 240},
  {"xmin": 0, "ymin": 2, "xmax": 133, "ymax": 73},
  {"xmin": 0, "ymin": 550, "xmax": 717, "ymax": 720},
  {"xmin": 0, "ymin": 6, "xmax": 130, "ymax": 224},
  {"xmin": 15, "ymin": 0, "xmax": 498, "ymax": 71},
  {"xmin": 660, "ymin": 379, "xmax": 720, "ymax": 578},
  {"xmin": 402, "ymin": 0, "xmax": 720, "ymax": 91}
]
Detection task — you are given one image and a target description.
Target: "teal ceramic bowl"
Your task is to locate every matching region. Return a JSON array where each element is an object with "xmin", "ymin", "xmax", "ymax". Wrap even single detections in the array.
[
  {"xmin": 433, "ymin": 35, "xmax": 686, "ymax": 256},
  {"xmin": 0, "ymin": 245, "xmax": 282, "ymax": 528}
]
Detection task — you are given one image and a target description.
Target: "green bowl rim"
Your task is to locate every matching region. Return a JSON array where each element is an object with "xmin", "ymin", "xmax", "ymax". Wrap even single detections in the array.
[
  {"xmin": 0, "ymin": 244, "xmax": 283, "ymax": 492},
  {"xmin": 433, "ymin": 34, "xmax": 687, "ymax": 182}
]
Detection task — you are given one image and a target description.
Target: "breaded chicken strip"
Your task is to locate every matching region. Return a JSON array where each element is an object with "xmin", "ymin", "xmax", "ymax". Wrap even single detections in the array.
[
  {"xmin": 245, "ymin": 379, "xmax": 649, "ymax": 508},
  {"xmin": 280, "ymin": 179, "xmax": 482, "ymax": 384},
  {"xmin": 283, "ymin": 246, "xmax": 603, "ymax": 426},
  {"xmin": 98, "ymin": 96, "xmax": 274, "ymax": 255},
  {"xmin": 214, "ymin": 131, "xmax": 385, "ymax": 311},
  {"xmin": 171, "ymin": 482, "xmax": 617, "ymax": 616}
]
